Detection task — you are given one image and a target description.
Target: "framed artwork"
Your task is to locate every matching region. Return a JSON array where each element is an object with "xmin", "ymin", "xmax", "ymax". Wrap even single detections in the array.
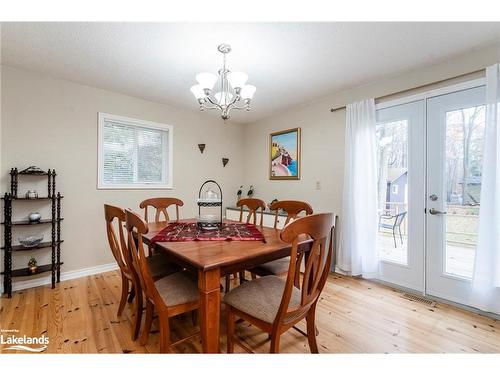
[{"xmin": 269, "ymin": 127, "xmax": 301, "ymax": 180}]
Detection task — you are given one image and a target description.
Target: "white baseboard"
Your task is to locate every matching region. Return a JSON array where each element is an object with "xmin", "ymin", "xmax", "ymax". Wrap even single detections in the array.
[{"xmin": 2, "ymin": 262, "xmax": 119, "ymax": 293}]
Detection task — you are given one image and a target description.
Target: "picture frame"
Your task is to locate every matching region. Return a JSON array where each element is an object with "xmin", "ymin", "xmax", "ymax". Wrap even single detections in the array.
[{"xmin": 269, "ymin": 127, "xmax": 301, "ymax": 180}]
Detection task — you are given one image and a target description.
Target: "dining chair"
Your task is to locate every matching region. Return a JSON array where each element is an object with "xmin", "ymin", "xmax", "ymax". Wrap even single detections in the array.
[
  {"xmin": 250, "ymin": 200, "xmax": 313, "ymax": 278},
  {"xmin": 139, "ymin": 197, "xmax": 184, "ymax": 223},
  {"xmin": 104, "ymin": 204, "xmax": 180, "ymax": 340},
  {"xmin": 124, "ymin": 209, "xmax": 200, "ymax": 353},
  {"xmin": 224, "ymin": 213, "xmax": 335, "ymax": 353},
  {"xmin": 225, "ymin": 198, "xmax": 267, "ymax": 292},
  {"xmin": 139, "ymin": 197, "xmax": 184, "ymax": 256},
  {"xmin": 237, "ymin": 198, "xmax": 266, "ymax": 226},
  {"xmin": 378, "ymin": 211, "xmax": 407, "ymax": 248}
]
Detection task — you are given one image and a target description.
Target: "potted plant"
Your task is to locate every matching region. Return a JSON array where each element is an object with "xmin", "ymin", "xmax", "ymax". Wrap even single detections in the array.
[{"xmin": 28, "ymin": 257, "xmax": 38, "ymax": 274}]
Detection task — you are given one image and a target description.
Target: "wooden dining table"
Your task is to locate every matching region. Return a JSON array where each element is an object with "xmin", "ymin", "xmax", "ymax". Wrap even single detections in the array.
[{"xmin": 141, "ymin": 219, "xmax": 312, "ymax": 353}]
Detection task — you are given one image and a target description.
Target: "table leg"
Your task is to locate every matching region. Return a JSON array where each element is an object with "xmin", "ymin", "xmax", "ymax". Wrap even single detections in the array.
[{"xmin": 198, "ymin": 268, "xmax": 221, "ymax": 353}]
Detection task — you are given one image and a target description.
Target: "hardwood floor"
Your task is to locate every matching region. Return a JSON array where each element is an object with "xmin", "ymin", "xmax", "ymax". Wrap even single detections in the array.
[{"xmin": 1, "ymin": 271, "xmax": 499, "ymax": 353}]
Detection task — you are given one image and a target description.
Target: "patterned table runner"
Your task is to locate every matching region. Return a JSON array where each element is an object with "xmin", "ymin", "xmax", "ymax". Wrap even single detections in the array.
[{"xmin": 150, "ymin": 222, "xmax": 265, "ymax": 243}]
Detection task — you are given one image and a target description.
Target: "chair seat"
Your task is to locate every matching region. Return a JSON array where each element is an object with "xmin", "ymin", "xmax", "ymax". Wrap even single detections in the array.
[
  {"xmin": 154, "ymin": 271, "xmax": 199, "ymax": 307},
  {"xmin": 223, "ymin": 275, "xmax": 301, "ymax": 323},
  {"xmin": 250, "ymin": 257, "xmax": 290, "ymax": 276},
  {"xmin": 378, "ymin": 223, "xmax": 393, "ymax": 230},
  {"xmin": 147, "ymin": 253, "xmax": 182, "ymax": 279}
]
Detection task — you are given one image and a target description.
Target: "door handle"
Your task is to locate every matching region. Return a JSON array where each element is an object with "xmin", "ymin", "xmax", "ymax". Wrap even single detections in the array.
[{"xmin": 429, "ymin": 208, "xmax": 447, "ymax": 215}]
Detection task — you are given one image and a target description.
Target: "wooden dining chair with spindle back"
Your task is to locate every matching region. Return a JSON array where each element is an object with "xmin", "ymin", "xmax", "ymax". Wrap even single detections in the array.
[
  {"xmin": 250, "ymin": 200, "xmax": 313, "ymax": 278},
  {"xmin": 224, "ymin": 213, "xmax": 335, "ymax": 353},
  {"xmin": 104, "ymin": 204, "xmax": 181, "ymax": 341},
  {"xmin": 124, "ymin": 209, "xmax": 200, "ymax": 353},
  {"xmin": 224, "ymin": 198, "xmax": 267, "ymax": 292}
]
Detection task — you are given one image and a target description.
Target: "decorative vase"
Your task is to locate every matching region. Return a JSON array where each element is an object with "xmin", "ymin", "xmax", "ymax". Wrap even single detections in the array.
[
  {"xmin": 25, "ymin": 190, "xmax": 38, "ymax": 199},
  {"xmin": 247, "ymin": 185, "xmax": 254, "ymax": 197},
  {"xmin": 236, "ymin": 185, "xmax": 243, "ymax": 205},
  {"xmin": 28, "ymin": 212, "xmax": 42, "ymax": 222}
]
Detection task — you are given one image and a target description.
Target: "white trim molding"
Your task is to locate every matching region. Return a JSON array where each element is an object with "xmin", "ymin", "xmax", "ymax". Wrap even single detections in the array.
[{"xmin": 1, "ymin": 262, "xmax": 118, "ymax": 293}]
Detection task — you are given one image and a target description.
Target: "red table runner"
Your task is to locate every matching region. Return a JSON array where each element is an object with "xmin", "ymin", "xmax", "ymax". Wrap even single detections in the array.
[{"xmin": 150, "ymin": 222, "xmax": 265, "ymax": 243}]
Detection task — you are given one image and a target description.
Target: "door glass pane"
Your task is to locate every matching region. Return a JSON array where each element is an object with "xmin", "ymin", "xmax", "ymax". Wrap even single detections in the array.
[
  {"xmin": 376, "ymin": 120, "xmax": 409, "ymax": 264},
  {"xmin": 444, "ymin": 105, "xmax": 485, "ymax": 278}
]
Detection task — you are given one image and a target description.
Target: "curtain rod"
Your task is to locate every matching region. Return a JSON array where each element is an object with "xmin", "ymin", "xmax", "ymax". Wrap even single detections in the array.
[{"xmin": 329, "ymin": 68, "xmax": 485, "ymax": 112}]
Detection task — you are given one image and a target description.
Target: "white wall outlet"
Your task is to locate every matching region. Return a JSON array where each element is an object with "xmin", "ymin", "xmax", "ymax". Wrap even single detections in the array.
[{"xmin": 315, "ymin": 180, "xmax": 321, "ymax": 190}]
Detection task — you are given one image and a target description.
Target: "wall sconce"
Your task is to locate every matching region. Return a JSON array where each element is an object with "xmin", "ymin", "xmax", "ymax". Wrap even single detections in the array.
[
  {"xmin": 222, "ymin": 158, "xmax": 229, "ymax": 167},
  {"xmin": 198, "ymin": 143, "xmax": 206, "ymax": 153}
]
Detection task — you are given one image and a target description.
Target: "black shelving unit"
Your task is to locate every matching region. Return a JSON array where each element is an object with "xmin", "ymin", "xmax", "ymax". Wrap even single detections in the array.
[{"xmin": 1, "ymin": 167, "xmax": 63, "ymax": 298}]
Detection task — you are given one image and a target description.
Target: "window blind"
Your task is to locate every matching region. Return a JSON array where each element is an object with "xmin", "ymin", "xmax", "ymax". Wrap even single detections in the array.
[{"xmin": 102, "ymin": 120, "xmax": 168, "ymax": 185}]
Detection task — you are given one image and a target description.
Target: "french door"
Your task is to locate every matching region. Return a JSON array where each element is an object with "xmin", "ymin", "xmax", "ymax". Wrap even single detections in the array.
[
  {"xmin": 376, "ymin": 100, "xmax": 425, "ymax": 292},
  {"xmin": 376, "ymin": 82, "xmax": 487, "ymax": 309},
  {"xmin": 426, "ymin": 85, "xmax": 485, "ymax": 305}
]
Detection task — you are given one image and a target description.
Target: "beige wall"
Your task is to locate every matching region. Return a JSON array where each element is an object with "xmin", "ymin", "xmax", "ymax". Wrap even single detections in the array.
[
  {"xmin": 241, "ymin": 43, "xmax": 500, "ymax": 222},
  {"xmin": 0, "ymin": 65, "xmax": 245, "ymax": 277},
  {"xmin": 1, "ymin": 42, "xmax": 500, "ymax": 281}
]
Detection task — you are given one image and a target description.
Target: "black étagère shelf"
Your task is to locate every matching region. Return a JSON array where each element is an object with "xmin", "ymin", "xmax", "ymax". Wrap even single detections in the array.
[
  {"xmin": 1, "ymin": 240, "xmax": 64, "ymax": 252},
  {"xmin": 2, "ymin": 167, "xmax": 64, "ymax": 298},
  {"xmin": 2, "ymin": 218, "xmax": 64, "ymax": 226},
  {"xmin": 1, "ymin": 262, "xmax": 64, "ymax": 277},
  {"xmin": 4, "ymin": 196, "xmax": 64, "ymax": 201}
]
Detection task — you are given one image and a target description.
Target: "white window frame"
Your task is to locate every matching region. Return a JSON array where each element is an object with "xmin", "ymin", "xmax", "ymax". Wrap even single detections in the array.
[{"xmin": 97, "ymin": 112, "xmax": 174, "ymax": 189}]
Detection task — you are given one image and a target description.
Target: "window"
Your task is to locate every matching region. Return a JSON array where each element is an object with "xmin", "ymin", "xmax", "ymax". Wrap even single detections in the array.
[
  {"xmin": 98, "ymin": 113, "xmax": 173, "ymax": 189},
  {"xmin": 376, "ymin": 118, "xmax": 409, "ymax": 265}
]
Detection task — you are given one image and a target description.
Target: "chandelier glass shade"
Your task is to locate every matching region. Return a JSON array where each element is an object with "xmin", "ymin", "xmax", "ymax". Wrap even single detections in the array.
[{"xmin": 190, "ymin": 44, "xmax": 256, "ymax": 120}]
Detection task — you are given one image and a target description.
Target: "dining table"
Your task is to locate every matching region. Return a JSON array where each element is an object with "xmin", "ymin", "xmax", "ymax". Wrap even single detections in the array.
[{"xmin": 141, "ymin": 218, "xmax": 313, "ymax": 353}]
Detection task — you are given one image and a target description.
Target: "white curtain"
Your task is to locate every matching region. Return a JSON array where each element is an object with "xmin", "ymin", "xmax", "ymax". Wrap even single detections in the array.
[
  {"xmin": 338, "ymin": 99, "xmax": 379, "ymax": 278},
  {"xmin": 470, "ymin": 64, "xmax": 500, "ymax": 313}
]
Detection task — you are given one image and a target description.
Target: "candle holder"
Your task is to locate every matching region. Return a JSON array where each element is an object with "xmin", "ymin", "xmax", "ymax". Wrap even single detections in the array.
[{"xmin": 197, "ymin": 180, "xmax": 223, "ymax": 230}]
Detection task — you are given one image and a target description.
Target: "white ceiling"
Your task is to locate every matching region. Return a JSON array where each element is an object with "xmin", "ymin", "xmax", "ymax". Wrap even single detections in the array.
[{"xmin": 2, "ymin": 22, "xmax": 500, "ymax": 124}]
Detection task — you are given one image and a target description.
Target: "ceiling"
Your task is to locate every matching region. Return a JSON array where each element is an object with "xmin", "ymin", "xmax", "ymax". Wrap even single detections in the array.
[{"xmin": 2, "ymin": 22, "xmax": 500, "ymax": 124}]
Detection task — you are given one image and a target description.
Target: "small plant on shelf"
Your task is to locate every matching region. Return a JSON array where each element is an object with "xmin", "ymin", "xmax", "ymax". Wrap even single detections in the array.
[{"xmin": 28, "ymin": 257, "xmax": 38, "ymax": 274}]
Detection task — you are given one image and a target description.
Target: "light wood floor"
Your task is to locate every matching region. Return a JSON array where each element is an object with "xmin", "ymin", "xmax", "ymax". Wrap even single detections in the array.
[{"xmin": 1, "ymin": 271, "xmax": 499, "ymax": 353}]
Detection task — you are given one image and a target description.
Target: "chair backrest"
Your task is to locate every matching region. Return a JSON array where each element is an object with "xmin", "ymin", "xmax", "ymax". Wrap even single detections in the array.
[
  {"xmin": 275, "ymin": 213, "xmax": 334, "ymax": 328},
  {"xmin": 236, "ymin": 198, "xmax": 266, "ymax": 226},
  {"xmin": 139, "ymin": 197, "xmax": 184, "ymax": 223},
  {"xmin": 269, "ymin": 200, "xmax": 313, "ymax": 228},
  {"xmin": 394, "ymin": 211, "xmax": 407, "ymax": 226},
  {"xmin": 104, "ymin": 204, "xmax": 133, "ymax": 279},
  {"xmin": 124, "ymin": 209, "xmax": 166, "ymax": 306}
]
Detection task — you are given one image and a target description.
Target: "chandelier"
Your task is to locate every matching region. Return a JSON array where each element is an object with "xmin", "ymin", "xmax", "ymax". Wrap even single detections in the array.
[{"xmin": 190, "ymin": 44, "xmax": 256, "ymax": 120}]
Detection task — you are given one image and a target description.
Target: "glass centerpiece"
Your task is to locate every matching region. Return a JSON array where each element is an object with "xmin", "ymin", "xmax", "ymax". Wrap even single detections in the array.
[{"xmin": 197, "ymin": 180, "xmax": 223, "ymax": 230}]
